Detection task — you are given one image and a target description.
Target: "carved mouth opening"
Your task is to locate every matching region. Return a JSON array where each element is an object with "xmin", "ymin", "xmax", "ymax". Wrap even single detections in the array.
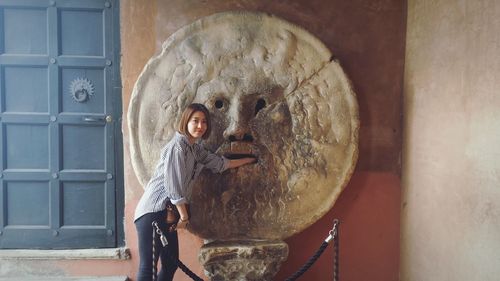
[{"xmin": 224, "ymin": 153, "xmax": 256, "ymax": 160}]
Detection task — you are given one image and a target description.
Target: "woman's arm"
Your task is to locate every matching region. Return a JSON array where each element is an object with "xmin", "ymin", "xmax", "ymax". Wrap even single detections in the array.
[
  {"xmin": 227, "ymin": 157, "xmax": 257, "ymax": 169},
  {"xmin": 196, "ymin": 145, "xmax": 256, "ymax": 172},
  {"xmin": 164, "ymin": 146, "xmax": 188, "ymax": 205}
]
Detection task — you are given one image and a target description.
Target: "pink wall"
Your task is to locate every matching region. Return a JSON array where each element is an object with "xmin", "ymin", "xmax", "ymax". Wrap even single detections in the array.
[
  {"xmin": 276, "ymin": 172, "xmax": 400, "ymax": 281},
  {"xmin": 121, "ymin": 1, "xmax": 405, "ymax": 280}
]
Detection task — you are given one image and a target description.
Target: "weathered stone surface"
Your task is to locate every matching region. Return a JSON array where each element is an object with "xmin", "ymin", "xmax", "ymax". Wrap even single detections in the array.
[
  {"xmin": 199, "ymin": 240, "xmax": 288, "ymax": 281},
  {"xmin": 128, "ymin": 11, "xmax": 359, "ymax": 240}
]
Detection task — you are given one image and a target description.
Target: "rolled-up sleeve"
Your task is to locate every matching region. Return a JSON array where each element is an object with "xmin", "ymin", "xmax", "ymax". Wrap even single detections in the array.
[
  {"xmin": 196, "ymin": 146, "xmax": 228, "ymax": 173},
  {"xmin": 165, "ymin": 146, "xmax": 188, "ymax": 205}
]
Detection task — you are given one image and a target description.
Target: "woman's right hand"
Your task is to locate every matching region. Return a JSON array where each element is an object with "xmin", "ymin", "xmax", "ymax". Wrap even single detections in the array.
[
  {"xmin": 176, "ymin": 218, "xmax": 189, "ymax": 229},
  {"xmin": 228, "ymin": 157, "xmax": 257, "ymax": 169}
]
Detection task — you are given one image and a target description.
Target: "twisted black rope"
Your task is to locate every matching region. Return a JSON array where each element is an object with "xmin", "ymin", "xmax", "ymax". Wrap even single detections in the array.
[
  {"xmin": 177, "ymin": 260, "xmax": 204, "ymax": 281},
  {"xmin": 333, "ymin": 224, "xmax": 339, "ymax": 281},
  {"xmin": 285, "ymin": 241, "xmax": 329, "ymax": 281},
  {"xmin": 285, "ymin": 219, "xmax": 339, "ymax": 281}
]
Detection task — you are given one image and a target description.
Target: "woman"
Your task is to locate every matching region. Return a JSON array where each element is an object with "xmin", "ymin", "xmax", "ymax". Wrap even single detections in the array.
[{"xmin": 134, "ymin": 103, "xmax": 255, "ymax": 281}]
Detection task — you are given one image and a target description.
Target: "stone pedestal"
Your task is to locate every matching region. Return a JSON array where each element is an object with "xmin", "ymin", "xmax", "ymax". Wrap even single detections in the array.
[{"xmin": 198, "ymin": 240, "xmax": 289, "ymax": 281}]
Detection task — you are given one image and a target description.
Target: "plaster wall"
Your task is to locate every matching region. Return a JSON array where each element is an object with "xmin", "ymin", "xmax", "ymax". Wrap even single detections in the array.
[
  {"xmin": 122, "ymin": 1, "xmax": 404, "ymax": 280},
  {"xmin": 401, "ymin": 0, "xmax": 500, "ymax": 280}
]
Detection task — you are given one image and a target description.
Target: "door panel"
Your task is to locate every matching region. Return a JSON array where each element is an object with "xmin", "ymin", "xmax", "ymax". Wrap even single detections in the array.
[
  {"xmin": 60, "ymin": 9, "xmax": 104, "ymax": 56},
  {"xmin": 62, "ymin": 181, "xmax": 105, "ymax": 226},
  {"xmin": 6, "ymin": 124, "xmax": 49, "ymax": 169},
  {"xmin": 6, "ymin": 181, "xmax": 50, "ymax": 226},
  {"xmin": 4, "ymin": 8, "xmax": 47, "ymax": 55},
  {"xmin": 4, "ymin": 66, "xmax": 48, "ymax": 112},
  {"xmin": 61, "ymin": 124, "xmax": 105, "ymax": 170},
  {"xmin": 0, "ymin": 0, "xmax": 120, "ymax": 249}
]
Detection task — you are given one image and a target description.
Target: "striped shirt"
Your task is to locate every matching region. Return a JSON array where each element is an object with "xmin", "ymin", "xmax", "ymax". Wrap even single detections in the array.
[{"xmin": 134, "ymin": 131, "xmax": 229, "ymax": 221}]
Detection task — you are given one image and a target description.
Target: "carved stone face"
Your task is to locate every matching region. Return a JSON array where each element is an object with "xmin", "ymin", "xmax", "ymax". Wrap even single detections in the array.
[
  {"xmin": 128, "ymin": 12, "xmax": 359, "ymax": 240},
  {"xmin": 190, "ymin": 69, "xmax": 295, "ymax": 238}
]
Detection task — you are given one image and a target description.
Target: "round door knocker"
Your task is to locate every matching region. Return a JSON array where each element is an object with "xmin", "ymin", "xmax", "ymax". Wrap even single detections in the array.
[{"xmin": 69, "ymin": 78, "xmax": 95, "ymax": 103}]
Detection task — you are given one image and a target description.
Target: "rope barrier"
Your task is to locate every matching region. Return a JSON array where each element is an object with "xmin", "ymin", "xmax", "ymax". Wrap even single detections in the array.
[
  {"xmin": 152, "ymin": 219, "xmax": 340, "ymax": 281},
  {"xmin": 177, "ymin": 260, "xmax": 204, "ymax": 281},
  {"xmin": 285, "ymin": 219, "xmax": 339, "ymax": 281},
  {"xmin": 285, "ymin": 241, "xmax": 330, "ymax": 281},
  {"xmin": 333, "ymin": 220, "xmax": 339, "ymax": 281}
]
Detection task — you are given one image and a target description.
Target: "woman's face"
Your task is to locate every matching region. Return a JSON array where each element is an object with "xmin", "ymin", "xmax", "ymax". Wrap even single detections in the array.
[{"xmin": 187, "ymin": 111, "xmax": 207, "ymax": 140}]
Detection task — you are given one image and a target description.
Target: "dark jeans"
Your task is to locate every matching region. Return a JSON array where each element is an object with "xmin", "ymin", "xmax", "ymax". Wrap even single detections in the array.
[{"xmin": 135, "ymin": 210, "xmax": 179, "ymax": 281}]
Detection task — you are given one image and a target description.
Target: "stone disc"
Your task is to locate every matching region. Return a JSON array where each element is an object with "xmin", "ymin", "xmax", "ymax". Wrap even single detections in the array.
[{"xmin": 128, "ymin": 11, "xmax": 359, "ymax": 240}]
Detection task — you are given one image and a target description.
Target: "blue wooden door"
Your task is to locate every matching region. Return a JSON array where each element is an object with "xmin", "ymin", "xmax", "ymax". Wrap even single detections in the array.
[{"xmin": 0, "ymin": 0, "xmax": 121, "ymax": 248}]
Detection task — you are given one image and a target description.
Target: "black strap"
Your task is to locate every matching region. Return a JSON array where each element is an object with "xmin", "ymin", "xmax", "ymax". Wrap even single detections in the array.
[
  {"xmin": 152, "ymin": 221, "xmax": 204, "ymax": 281},
  {"xmin": 152, "ymin": 223, "xmax": 157, "ymax": 281}
]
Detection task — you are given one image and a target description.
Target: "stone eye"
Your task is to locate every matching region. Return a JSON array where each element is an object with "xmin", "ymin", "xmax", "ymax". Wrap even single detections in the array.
[
  {"xmin": 214, "ymin": 99, "xmax": 224, "ymax": 109},
  {"xmin": 254, "ymin": 98, "xmax": 266, "ymax": 115}
]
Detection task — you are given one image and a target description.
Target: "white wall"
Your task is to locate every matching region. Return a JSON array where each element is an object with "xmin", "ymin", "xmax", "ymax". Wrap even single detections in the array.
[{"xmin": 401, "ymin": 0, "xmax": 500, "ymax": 280}]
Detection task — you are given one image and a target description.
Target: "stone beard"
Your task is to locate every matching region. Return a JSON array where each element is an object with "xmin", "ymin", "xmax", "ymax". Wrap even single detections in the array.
[{"xmin": 128, "ymin": 12, "xmax": 359, "ymax": 240}]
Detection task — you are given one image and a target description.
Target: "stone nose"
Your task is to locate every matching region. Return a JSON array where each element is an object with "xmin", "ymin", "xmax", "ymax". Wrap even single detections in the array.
[{"xmin": 223, "ymin": 118, "xmax": 253, "ymax": 142}]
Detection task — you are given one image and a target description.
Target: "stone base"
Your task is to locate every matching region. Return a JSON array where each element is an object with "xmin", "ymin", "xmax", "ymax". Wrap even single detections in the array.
[{"xmin": 199, "ymin": 240, "xmax": 289, "ymax": 281}]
